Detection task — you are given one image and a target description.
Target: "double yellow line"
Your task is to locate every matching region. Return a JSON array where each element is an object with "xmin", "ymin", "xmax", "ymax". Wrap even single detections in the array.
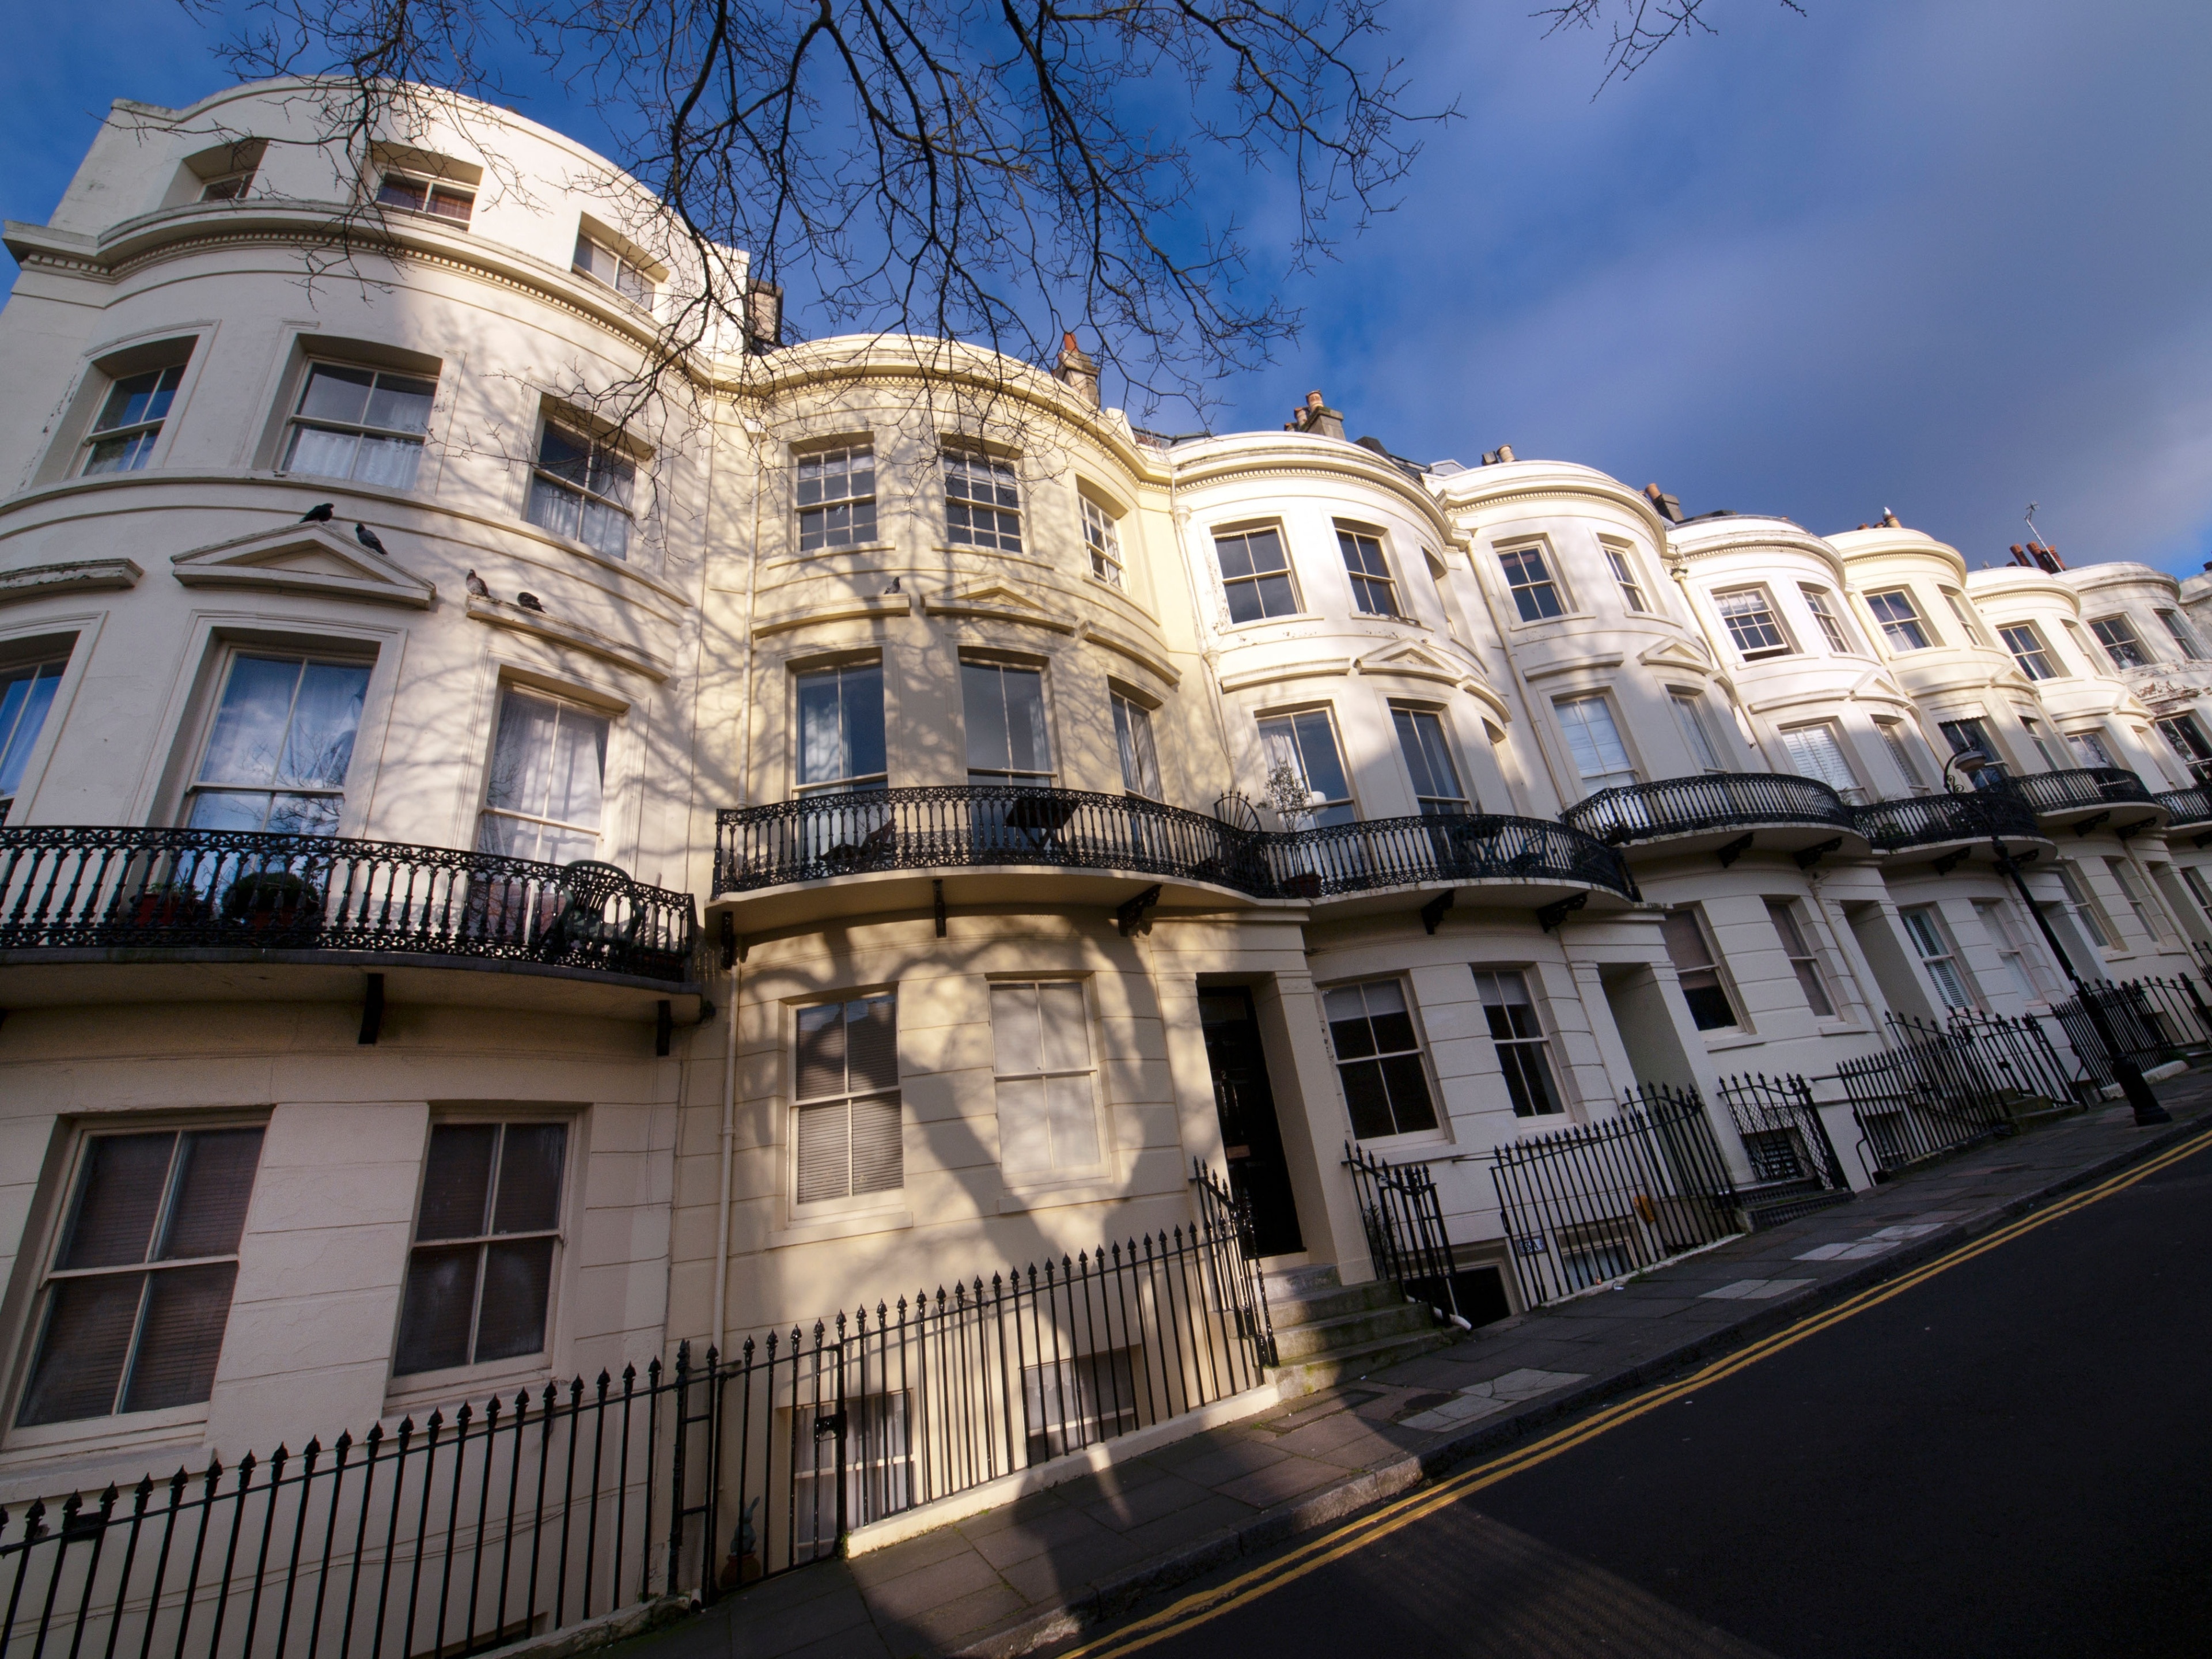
[{"xmin": 1054, "ymin": 1124, "xmax": 2212, "ymax": 1659}]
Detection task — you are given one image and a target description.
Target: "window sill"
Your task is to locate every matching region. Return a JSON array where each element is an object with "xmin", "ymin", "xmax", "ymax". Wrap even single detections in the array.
[
  {"xmin": 1350, "ymin": 1128, "xmax": 1453, "ymax": 1156},
  {"xmin": 1700, "ymin": 1029, "xmax": 1764, "ymax": 1050},
  {"xmin": 777, "ymin": 541, "xmax": 899, "ymax": 562},
  {"xmin": 3, "ymin": 1401, "xmax": 209, "ymax": 1462},
  {"xmin": 997, "ymin": 1176, "xmax": 1120, "ymax": 1213},
  {"xmin": 767, "ymin": 1207, "xmax": 913, "ymax": 1249},
  {"xmin": 1218, "ymin": 612, "xmax": 1324, "ymax": 634},
  {"xmin": 386, "ymin": 1354, "xmax": 552, "ymax": 1412}
]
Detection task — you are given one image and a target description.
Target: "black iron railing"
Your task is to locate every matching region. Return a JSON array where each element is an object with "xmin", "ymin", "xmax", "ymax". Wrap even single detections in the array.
[
  {"xmin": 2154, "ymin": 786, "xmax": 2212, "ymax": 831},
  {"xmin": 696, "ymin": 1177, "xmax": 1274, "ymax": 1580},
  {"xmin": 1827, "ymin": 1010, "xmax": 2090, "ymax": 1176},
  {"xmin": 713, "ymin": 789, "xmax": 1635, "ymax": 903},
  {"xmin": 1560, "ymin": 772, "xmax": 1856, "ymax": 846},
  {"xmin": 2052, "ymin": 974, "xmax": 2212, "ymax": 1087},
  {"xmin": 1253, "ymin": 812, "xmax": 1635, "ymax": 900},
  {"xmin": 1714, "ymin": 1072, "xmax": 1850, "ymax": 1191},
  {"xmin": 1852, "ymin": 789, "xmax": 2041, "ymax": 851},
  {"xmin": 0, "ymin": 1363, "xmax": 676, "ymax": 1659},
  {"xmin": 0, "ymin": 827, "xmax": 700, "ymax": 984},
  {"xmin": 1997, "ymin": 766, "xmax": 2157, "ymax": 817},
  {"xmin": 0, "ymin": 1188, "xmax": 1274, "ymax": 1658},
  {"xmin": 1489, "ymin": 1086, "xmax": 1740, "ymax": 1308},
  {"xmin": 1343, "ymin": 1143, "xmax": 1463, "ymax": 1323}
]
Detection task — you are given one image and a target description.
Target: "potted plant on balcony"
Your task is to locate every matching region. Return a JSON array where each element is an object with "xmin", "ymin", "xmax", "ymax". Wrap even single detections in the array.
[
  {"xmin": 221, "ymin": 870, "xmax": 325, "ymax": 937},
  {"xmin": 129, "ymin": 883, "xmax": 211, "ymax": 931},
  {"xmin": 1266, "ymin": 760, "xmax": 1325, "ymax": 900}
]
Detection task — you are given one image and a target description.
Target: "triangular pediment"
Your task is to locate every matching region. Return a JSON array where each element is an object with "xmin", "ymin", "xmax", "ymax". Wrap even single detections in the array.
[
  {"xmin": 1354, "ymin": 642, "xmax": 1464, "ymax": 683},
  {"xmin": 172, "ymin": 524, "xmax": 436, "ymax": 609},
  {"xmin": 1639, "ymin": 638, "xmax": 1712, "ymax": 671}
]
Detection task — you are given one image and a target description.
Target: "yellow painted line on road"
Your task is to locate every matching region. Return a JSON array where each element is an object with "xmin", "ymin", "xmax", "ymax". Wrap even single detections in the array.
[{"xmin": 1053, "ymin": 1124, "xmax": 2212, "ymax": 1659}]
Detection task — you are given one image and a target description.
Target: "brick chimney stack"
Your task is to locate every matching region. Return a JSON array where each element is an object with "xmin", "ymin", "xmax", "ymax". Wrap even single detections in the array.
[{"xmin": 1052, "ymin": 332, "xmax": 1100, "ymax": 408}]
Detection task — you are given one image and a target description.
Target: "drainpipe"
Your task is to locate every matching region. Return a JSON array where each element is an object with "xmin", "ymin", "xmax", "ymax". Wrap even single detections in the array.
[{"xmin": 712, "ymin": 952, "xmax": 741, "ymax": 1358}]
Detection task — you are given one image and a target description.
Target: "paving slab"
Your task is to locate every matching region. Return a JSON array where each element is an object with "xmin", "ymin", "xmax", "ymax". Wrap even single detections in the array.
[{"xmin": 604, "ymin": 1073, "xmax": 2212, "ymax": 1659}]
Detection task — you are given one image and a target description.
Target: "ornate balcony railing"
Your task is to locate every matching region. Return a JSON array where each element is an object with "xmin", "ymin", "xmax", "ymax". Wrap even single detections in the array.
[
  {"xmin": 1559, "ymin": 772, "xmax": 1857, "ymax": 847},
  {"xmin": 1995, "ymin": 766, "xmax": 2156, "ymax": 817},
  {"xmin": 1253, "ymin": 812, "xmax": 1635, "ymax": 900},
  {"xmin": 1852, "ymin": 788, "xmax": 2041, "ymax": 852},
  {"xmin": 0, "ymin": 826, "xmax": 700, "ymax": 984},
  {"xmin": 2153, "ymin": 786, "xmax": 2212, "ymax": 831},
  {"xmin": 713, "ymin": 787, "xmax": 1637, "ymax": 903}
]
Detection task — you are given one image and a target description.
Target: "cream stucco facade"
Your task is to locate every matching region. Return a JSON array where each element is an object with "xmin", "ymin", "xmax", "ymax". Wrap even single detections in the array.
[{"xmin": 3, "ymin": 79, "xmax": 2210, "ymax": 1516}]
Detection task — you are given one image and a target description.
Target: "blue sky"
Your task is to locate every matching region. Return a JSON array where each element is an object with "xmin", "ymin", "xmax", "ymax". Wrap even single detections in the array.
[{"xmin": 6, "ymin": 1, "xmax": 2209, "ymax": 575}]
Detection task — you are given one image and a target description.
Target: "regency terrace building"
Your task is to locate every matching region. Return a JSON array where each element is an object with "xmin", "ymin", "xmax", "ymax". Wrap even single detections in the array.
[{"xmin": 5, "ymin": 77, "xmax": 2212, "ymax": 1563}]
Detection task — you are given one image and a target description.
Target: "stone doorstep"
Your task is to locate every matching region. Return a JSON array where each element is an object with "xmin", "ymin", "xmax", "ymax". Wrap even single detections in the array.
[
  {"xmin": 842, "ymin": 1380, "xmax": 1284, "ymax": 1557},
  {"xmin": 933, "ymin": 1107, "xmax": 2212, "ymax": 1659}
]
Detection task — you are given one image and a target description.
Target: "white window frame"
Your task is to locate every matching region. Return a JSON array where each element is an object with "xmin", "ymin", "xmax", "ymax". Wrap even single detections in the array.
[
  {"xmin": 1605, "ymin": 545, "xmax": 1650, "ymax": 613},
  {"xmin": 1471, "ymin": 968, "xmax": 1566, "ymax": 1118},
  {"xmin": 791, "ymin": 994, "xmax": 904, "ymax": 1213},
  {"xmin": 1867, "ymin": 589, "xmax": 1933, "ymax": 652},
  {"xmin": 2105, "ymin": 857, "xmax": 2177, "ymax": 945},
  {"xmin": 0, "ymin": 656, "xmax": 70, "ymax": 826},
  {"xmin": 1082, "ymin": 495, "xmax": 1125, "ymax": 588},
  {"xmin": 375, "ymin": 169, "xmax": 475, "ymax": 224},
  {"xmin": 1874, "ymin": 717, "xmax": 1932, "ymax": 795},
  {"xmin": 796, "ymin": 445, "xmax": 878, "ymax": 552},
  {"xmin": 1391, "ymin": 703, "xmax": 1471, "ymax": 813},
  {"xmin": 1999, "ymin": 622, "xmax": 2059, "ymax": 681},
  {"xmin": 572, "ymin": 230, "xmax": 658, "ymax": 307},
  {"xmin": 989, "ymin": 980, "xmax": 1107, "ymax": 1181},
  {"xmin": 1766, "ymin": 898, "xmax": 1838, "ymax": 1019},
  {"xmin": 2157, "ymin": 610, "xmax": 2205, "ymax": 661},
  {"xmin": 1323, "ymin": 978, "xmax": 1442, "ymax": 1141},
  {"xmin": 943, "ymin": 450, "xmax": 1024, "ymax": 552},
  {"xmin": 2054, "ymin": 863, "xmax": 2114, "ymax": 951},
  {"xmin": 180, "ymin": 647, "xmax": 375, "ymax": 836},
  {"xmin": 10, "ymin": 1119, "xmax": 267, "ymax": 1438},
  {"xmin": 525, "ymin": 416, "xmax": 640, "ymax": 562},
  {"xmin": 1111, "ymin": 690, "xmax": 1162, "ymax": 800},
  {"xmin": 279, "ymin": 361, "xmax": 439, "ymax": 490},
  {"xmin": 475, "ymin": 685, "xmax": 613, "ymax": 865},
  {"xmin": 2089, "ymin": 615, "xmax": 2152, "ymax": 670},
  {"xmin": 794, "ymin": 660, "xmax": 888, "ymax": 797},
  {"xmin": 1214, "ymin": 524, "xmax": 1303, "ymax": 624},
  {"xmin": 1662, "ymin": 907, "xmax": 1743, "ymax": 1033},
  {"xmin": 961, "ymin": 660, "xmax": 1056, "ymax": 787},
  {"xmin": 1256, "ymin": 706, "xmax": 1357, "ymax": 827},
  {"xmin": 1800, "ymin": 585, "xmax": 1855, "ymax": 653},
  {"xmin": 1974, "ymin": 897, "xmax": 2055, "ymax": 1001},
  {"xmin": 1554, "ymin": 693, "xmax": 1638, "ymax": 793},
  {"xmin": 1336, "ymin": 525, "xmax": 1402, "ymax": 618},
  {"xmin": 1671, "ymin": 691, "xmax": 1729, "ymax": 773},
  {"xmin": 81, "ymin": 359, "xmax": 191, "ymax": 477},
  {"xmin": 2020, "ymin": 715, "xmax": 2065, "ymax": 771},
  {"xmin": 1901, "ymin": 906, "xmax": 1979, "ymax": 1011},
  {"xmin": 1497, "ymin": 543, "xmax": 1568, "ymax": 623},
  {"xmin": 392, "ymin": 1118, "xmax": 572, "ymax": 1381},
  {"xmin": 1714, "ymin": 586, "xmax": 1795, "ymax": 660},
  {"xmin": 1942, "ymin": 589, "xmax": 1990, "ymax": 648},
  {"xmin": 1778, "ymin": 721, "xmax": 1863, "ymax": 802},
  {"xmin": 2065, "ymin": 728, "xmax": 2116, "ymax": 770}
]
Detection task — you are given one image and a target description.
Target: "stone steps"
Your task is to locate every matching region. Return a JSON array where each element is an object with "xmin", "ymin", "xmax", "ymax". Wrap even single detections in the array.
[{"xmin": 1259, "ymin": 1263, "xmax": 1461, "ymax": 1398}]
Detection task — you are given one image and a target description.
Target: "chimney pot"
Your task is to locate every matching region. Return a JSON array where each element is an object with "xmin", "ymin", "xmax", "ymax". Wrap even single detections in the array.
[{"xmin": 1052, "ymin": 332, "xmax": 1101, "ymax": 408}]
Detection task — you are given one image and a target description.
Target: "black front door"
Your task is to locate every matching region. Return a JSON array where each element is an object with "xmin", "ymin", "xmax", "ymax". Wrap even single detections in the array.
[{"xmin": 1199, "ymin": 988, "xmax": 1305, "ymax": 1256}]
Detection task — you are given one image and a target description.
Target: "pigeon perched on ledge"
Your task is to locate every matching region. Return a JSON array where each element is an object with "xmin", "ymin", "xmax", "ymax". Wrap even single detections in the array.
[
  {"xmin": 464, "ymin": 569, "xmax": 490, "ymax": 597},
  {"xmin": 516, "ymin": 592, "xmax": 546, "ymax": 612},
  {"xmin": 354, "ymin": 523, "xmax": 388, "ymax": 555},
  {"xmin": 299, "ymin": 502, "xmax": 335, "ymax": 523}
]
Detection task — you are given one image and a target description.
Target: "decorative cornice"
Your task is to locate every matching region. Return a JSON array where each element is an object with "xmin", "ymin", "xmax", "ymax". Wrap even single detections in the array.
[
  {"xmin": 753, "ymin": 593, "xmax": 916, "ymax": 635},
  {"xmin": 1522, "ymin": 652, "xmax": 1626, "ymax": 682},
  {"xmin": 0, "ymin": 558, "xmax": 142, "ymax": 605},
  {"xmin": 1218, "ymin": 657, "xmax": 1353, "ymax": 694},
  {"xmin": 466, "ymin": 594, "xmax": 669, "ymax": 680},
  {"xmin": 1079, "ymin": 622, "xmax": 1181, "ymax": 687}
]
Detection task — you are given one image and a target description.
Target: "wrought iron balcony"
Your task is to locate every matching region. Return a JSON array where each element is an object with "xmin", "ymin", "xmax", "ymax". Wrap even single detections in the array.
[
  {"xmin": 0, "ymin": 826, "xmax": 700, "ymax": 984},
  {"xmin": 1558, "ymin": 772, "xmax": 1858, "ymax": 848},
  {"xmin": 2154, "ymin": 785, "xmax": 2212, "ymax": 832},
  {"xmin": 713, "ymin": 786, "xmax": 1635, "ymax": 904},
  {"xmin": 1852, "ymin": 788, "xmax": 2042, "ymax": 853},
  {"xmin": 1991, "ymin": 766, "xmax": 2162, "ymax": 832}
]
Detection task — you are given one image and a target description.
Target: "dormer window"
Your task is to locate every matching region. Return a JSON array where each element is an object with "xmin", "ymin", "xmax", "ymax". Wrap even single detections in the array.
[
  {"xmin": 377, "ymin": 171, "xmax": 475, "ymax": 223},
  {"xmin": 200, "ymin": 172, "xmax": 254, "ymax": 202},
  {"xmin": 573, "ymin": 231, "xmax": 657, "ymax": 306}
]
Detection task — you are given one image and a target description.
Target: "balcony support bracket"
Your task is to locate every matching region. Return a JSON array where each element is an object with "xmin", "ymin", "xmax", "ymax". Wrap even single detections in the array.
[
  {"xmin": 1118, "ymin": 884, "xmax": 1163, "ymax": 937},
  {"xmin": 1421, "ymin": 890, "xmax": 1456, "ymax": 935},
  {"xmin": 934, "ymin": 878, "xmax": 947, "ymax": 938},
  {"xmin": 2074, "ymin": 811, "xmax": 2111, "ymax": 838},
  {"xmin": 656, "ymin": 999, "xmax": 674, "ymax": 1056},
  {"xmin": 2115, "ymin": 817, "xmax": 2152, "ymax": 840},
  {"xmin": 1794, "ymin": 838, "xmax": 1842, "ymax": 870},
  {"xmin": 2195, "ymin": 831, "xmax": 2212, "ymax": 849},
  {"xmin": 1536, "ymin": 892, "xmax": 1588, "ymax": 933},
  {"xmin": 1715, "ymin": 833, "xmax": 1755, "ymax": 870},
  {"xmin": 357, "ymin": 974, "xmax": 384, "ymax": 1046},
  {"xmin": 1931, "ymin": 848, "xmax": 1969, "ymax": 877}
]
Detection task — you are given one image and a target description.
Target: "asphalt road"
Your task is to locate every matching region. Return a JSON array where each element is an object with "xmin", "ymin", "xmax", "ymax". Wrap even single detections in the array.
[{"xmin": 1079, "ymin": 1139, "xmax": 2212, "ymax": 1659}]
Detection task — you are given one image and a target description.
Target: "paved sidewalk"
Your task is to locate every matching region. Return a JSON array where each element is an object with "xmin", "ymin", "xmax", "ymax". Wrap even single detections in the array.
[{"xmin": 623, "ymin": 1078, "xmax": 2212, "ymax": 1659}]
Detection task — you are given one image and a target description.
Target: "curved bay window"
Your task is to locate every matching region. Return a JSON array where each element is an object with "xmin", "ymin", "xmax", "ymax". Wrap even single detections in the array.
[{"xmin": 281, "ymin": 363, "xmax": 436, "ymax": 488}]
